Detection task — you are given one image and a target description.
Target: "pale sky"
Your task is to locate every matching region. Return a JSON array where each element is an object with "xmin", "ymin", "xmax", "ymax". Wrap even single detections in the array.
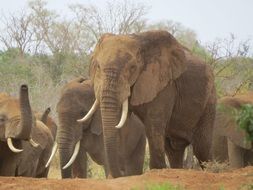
[{"xmin": 0, "ymin": 0, "xmax": 252, "ymax": 44}]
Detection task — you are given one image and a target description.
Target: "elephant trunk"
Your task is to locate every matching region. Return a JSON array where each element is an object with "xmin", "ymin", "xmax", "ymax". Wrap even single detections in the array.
[
  {"xmin": 18, "ymin": 84, "xmax": 34, "ymax": 139},
  {"xmin": 100, "ymin": 77, "xmax": 122, "ymax": 178},
  {"xmin": 57, "ymin": 115, "xmax": 81, "ymax": 178},
  {"xmin": 6, "ymin": 85, "xmax": 33, "ymax": 140},
  {"xmin": 58, "ymin": 128, "xmax": 73, "ymax": 178},
  {"xmin": 40, "ymin": 107, "xmax": 51, "ymax": 124}
]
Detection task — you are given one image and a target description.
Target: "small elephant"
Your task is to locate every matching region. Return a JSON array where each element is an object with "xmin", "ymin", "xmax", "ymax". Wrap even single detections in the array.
[
  {"xmin": 211, "ymin": 92, "xmax": 253, "ymax": 168},
  {"xmin": 56, "ymin": 77, "xmax": 146, "ymax": 178},
  {"xmin": 0, "ymin": 85, "xmax": 54, "ymax": 177}
]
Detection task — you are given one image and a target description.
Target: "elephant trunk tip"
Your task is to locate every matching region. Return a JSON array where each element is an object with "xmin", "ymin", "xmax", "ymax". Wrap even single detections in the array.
[{"xmin": 20, "ymin": 84, "xmax": 28, "ymax": 91}]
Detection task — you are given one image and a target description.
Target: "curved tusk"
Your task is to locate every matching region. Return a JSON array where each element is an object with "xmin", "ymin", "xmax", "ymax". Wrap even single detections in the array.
[
  {"xmin": 115, "ymin": 99, "xmax": 128, "ymax": 129},
  {"xmin": 77, "ymin": 99, "xmax": 99, "ymax": 123},
  {"xmin": 29, "ymin": 138, "xmax": 40, "ymax": 147},
  {"xmin": 45, "ymin": 142, "xmax": 58, "ymax": 168},
  {"xmin": 7, "ymin": 138, "xmax": 23, "ymax": 153},
  {"xmin": 62, "ymin": 141, "xmax": 80, "ymax": 170}
]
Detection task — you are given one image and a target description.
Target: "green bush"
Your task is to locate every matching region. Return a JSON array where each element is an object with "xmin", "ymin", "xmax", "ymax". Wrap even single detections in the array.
[
  {"xmin": 236, "ymin": 104, "xmax": 253, "ymax": 141},
  {"xmin": 132, "ymin": 182, "xmax": 184, "ymax": 190}
]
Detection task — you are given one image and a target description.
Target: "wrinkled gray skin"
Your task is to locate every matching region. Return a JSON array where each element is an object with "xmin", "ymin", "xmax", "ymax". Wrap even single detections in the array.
[
  {"xmin": 56, "ymin": 77, "xmax": 146, "ymax": 178},
  {"xmin": 211, "ymin": 92, "xmax": 253, "ymax": 168},
  {"xmin": 88, "ymin": 30, "xmax": 216, "ymax": 177},
  {"xmin": 0, "ymin": 85, "xmax": 54, "ymax": 177}
]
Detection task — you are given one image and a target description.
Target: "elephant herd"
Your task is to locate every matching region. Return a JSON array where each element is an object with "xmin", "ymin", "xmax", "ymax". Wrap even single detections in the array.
[{"xmin": 0, "ymin": 30, "xmax": 252, "ymax": 179}]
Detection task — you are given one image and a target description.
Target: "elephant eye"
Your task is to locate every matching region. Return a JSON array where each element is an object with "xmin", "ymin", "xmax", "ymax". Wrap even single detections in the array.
[
  {"xmin": 0, "ymin": 115, "xmax": 6, "ymax": 125},
  {"xmin": 130, "ymin": 65, "xmax": 137, "ymax": 73}
]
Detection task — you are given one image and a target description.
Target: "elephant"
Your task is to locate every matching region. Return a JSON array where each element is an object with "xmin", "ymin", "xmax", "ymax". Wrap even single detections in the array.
[
  {"xmin": 211, "ymin": 92, "xmax": 253, "ymax": 168},
  {"xmin": 56, "ymin": 77, "xmax": 146, "ymax": 178},
  {"xmin": 0, "ymin": 85, "xmax": 54, "ymax": 177},
  {"xmin": 78, "ymin": 30, "xmax": 217, "ymax": 177},
  {"xmin": 34, "ymin": 107, "xmax": 58, "ymax": 177}
]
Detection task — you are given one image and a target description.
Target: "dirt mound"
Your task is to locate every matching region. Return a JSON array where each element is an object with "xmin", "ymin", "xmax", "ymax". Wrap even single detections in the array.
[{"xmin": 0, "ymin": 167, "xmax": 252, "ymax": 190}]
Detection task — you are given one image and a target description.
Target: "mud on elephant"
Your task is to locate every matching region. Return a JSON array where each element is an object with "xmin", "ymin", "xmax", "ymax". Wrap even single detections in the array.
[
  {"xmin": 212, "ymin": 92, "xmax": 253, "ymax": 168},
  {"xmin": 0, "ymin": 85, "xmax": 54, "ymax": 177},
  {"xmin": 56, "ymin": 77, "xmax": 146, "ymax": 178},
  {"xmin": 79, "ymin": 30, "xmax": 217, "ymax": 177}
]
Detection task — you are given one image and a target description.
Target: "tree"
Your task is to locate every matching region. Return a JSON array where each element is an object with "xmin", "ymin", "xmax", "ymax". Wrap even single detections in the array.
[
  {"xmin": 147, "ymin": 20, "xmax": 198, "ymax": 49},
  {"xmin": 204, "ymin": 34, "xmax": 252, "ymax": 97},
  {"xmin": 0, "ymin": 9, "xmax": 41, "ymax": 56},
  {"xmin": 69, "ymin": 0, "xmax": 148, "ymax": 45}
]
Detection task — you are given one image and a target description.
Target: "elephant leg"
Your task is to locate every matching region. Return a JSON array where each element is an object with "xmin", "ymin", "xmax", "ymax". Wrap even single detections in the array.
[
  {"xmin": 144, "ymin": 119, "xmax": 167, "ymax": 169},
  {"xmin": 192, "ymin": 103, "xmax": 215, "ymax": 168},
  {"xmin": 244, "ymin": 150, "xmax": 253, "ymax": 167},
  {"xmin": 125, "ymin": 134, "xmax": 146, "ymax": 175},
  {"xmin": 72, "ymin": 143, "xmax": 87, "ymax": 178},
  {"xmin": 165, "ymin": 137, "xmax": 188, "ymax": 168},
  {"xmin": 227, "ymin": 139, "xmax": 245, "ymax": 168}
]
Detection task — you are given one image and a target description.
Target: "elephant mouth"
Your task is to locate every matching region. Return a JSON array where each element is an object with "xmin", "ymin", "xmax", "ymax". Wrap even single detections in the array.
[
  {"xmin": 77, "ymin": 98, "xmax": 129, "ymax": 129},
  {"xmin": 5, "ymin": 116, "xmax": 39, "ymax": 153}
]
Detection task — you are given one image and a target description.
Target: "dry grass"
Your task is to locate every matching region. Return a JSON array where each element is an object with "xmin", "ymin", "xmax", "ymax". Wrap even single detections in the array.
[{"xmin": 202, "ymin": 160, "xmax": 230, "ymax": 173}]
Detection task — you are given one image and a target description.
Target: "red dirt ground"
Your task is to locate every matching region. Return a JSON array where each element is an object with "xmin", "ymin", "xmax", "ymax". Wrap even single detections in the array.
[{"xmin": 0, "ymin": 167, "xmax": 252, "ymax": 190}]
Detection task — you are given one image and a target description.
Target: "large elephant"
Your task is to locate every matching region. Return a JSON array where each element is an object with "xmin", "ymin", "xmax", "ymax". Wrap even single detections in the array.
[
  {"xmin": 0, "ymin": 85, "xmax": 54, "ymax": 177},
  {"xmin": 56, "ymin": 77, "xmax": 146, "ymax": 178},
  {"xmin": 212, "ymin": 92, "xmax": 253, "ymax": 168},
  {"xmin": 78, "ymin": 30, "xmax": 216, "ymax": 177}
]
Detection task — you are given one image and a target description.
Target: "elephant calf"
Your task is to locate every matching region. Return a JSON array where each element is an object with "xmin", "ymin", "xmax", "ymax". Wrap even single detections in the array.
[
  {"xmin": 211, "ymin": 92, "xmax": 253, "ymax": 168},
  {"xmin": 56, "ymin": 77, "xmax": 146, "ymax": 178}
]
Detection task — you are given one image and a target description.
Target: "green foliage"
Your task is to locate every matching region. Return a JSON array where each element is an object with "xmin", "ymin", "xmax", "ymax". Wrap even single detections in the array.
[
  {"xmin": 219, "ymin": 185, "xmax": 225, "ymax": 190},
  {"xmin": 133, "ymin": 182, "xmax": 184, "ymax": 190},
  {"xmin": 191, "ymin": 42, "xmax": 212, "ymax": 62},
  {"xmin": 236, "ymin": 104, "xmax": 253, "ymax": 141},
  {"xmin": 239, "ymin": 183, "xmax": 253, "ymax": 190}
]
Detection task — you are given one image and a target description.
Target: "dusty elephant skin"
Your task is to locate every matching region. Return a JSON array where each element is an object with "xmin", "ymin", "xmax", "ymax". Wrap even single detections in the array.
[
  {"xmin": 81, "ymin": 30, "xmax": 217, "ymax": 178},
  {"xmin": 34, "ymin": 108, "xmax": 58, "ymax": 177},
  {"xmin": 0, "ymin": 85, "xmax": 54, "ymax": 177},
  {"xmin": 212, "ymin": 92, "xmax": 253, "ymax": 168},
  {"xmin": 56, "ymin": 77, "xmax": 146, "ymax": 178}
]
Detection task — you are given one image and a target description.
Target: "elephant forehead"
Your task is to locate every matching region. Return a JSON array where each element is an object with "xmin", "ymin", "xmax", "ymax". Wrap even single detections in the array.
[
  {"xmin": 94, "ymin": 37, "xmax": 138, "ymax": 62},
  {"xmin": 0, "ymin": 99, "xmax": 21, "ymax": 117}
]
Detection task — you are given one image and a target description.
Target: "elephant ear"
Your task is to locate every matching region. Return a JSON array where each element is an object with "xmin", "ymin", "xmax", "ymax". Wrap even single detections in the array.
[
  {"xmin": 131, "ymin": 31, "xmax": 188, "ymax": 106},
  {"xmin": 90, "ymin": 110, "xmax": 102, "ymax": 136}
]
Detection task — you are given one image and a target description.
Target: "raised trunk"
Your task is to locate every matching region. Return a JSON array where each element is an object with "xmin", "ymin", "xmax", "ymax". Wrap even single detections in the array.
[
  {"xmin": 18, "ymin": 84, "xmax": 34, "ymax": 139},
  {"xmin": 6, "ymin": 85, "xmax": 33, "ymax": 140},
  {"xmin": 40, "ymin": 107, "xmax": 51, "ymax": 124},
  {"xmin": 100, "ymin": 76, "xmax": 122, "ymax": 178}
]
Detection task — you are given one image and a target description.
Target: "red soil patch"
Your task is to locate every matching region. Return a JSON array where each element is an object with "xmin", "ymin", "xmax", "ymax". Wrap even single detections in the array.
[{"xmin": 0, "ymin": 167, "xmax": 252, "ymax": 190}]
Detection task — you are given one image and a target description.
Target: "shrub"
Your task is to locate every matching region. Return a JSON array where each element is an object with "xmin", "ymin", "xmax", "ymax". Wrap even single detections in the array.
[{"xmin": 236, "ymin": 104, "xmax": 253, "ymax": 141}]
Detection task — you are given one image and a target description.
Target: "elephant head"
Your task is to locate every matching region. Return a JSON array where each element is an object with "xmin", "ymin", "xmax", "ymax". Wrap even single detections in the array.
[
  {"xmin": 0, "ymin": 85, "xmax": 38, "ymax": 153},
  {"xmin": 78, "ymin": 30, "xmax": 188, "ymax": 177},
  {"xmin": 56, "ymin": 77, "xmax": 102, "ymax": 178},
  {"xmin": 218, "ymin": 96, "xmax": 253, "ymax": 150}
]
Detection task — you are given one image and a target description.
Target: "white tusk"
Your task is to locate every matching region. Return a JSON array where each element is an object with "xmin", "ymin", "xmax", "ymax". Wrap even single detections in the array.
[
  {"xmin": 115, "ymin": 99, "xmax": 128, "ymax": 129},
  {"xmin": 77, "ymin": 99, "xmax": 99, "ymax": 123},
  {"xmin": 29, "ymin": 138, "xmax": 39, "ymax": 147},
  {"xmin": 62, "ymin": 141, "xmax": 80, "ymax": 170},
  {"xmin": 45, "ymin": 142, "xmax": 58, "ymax": 168},
  {"xmin": 7, "ymin": 138, "xmax": 23, "ymax": 153}
]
